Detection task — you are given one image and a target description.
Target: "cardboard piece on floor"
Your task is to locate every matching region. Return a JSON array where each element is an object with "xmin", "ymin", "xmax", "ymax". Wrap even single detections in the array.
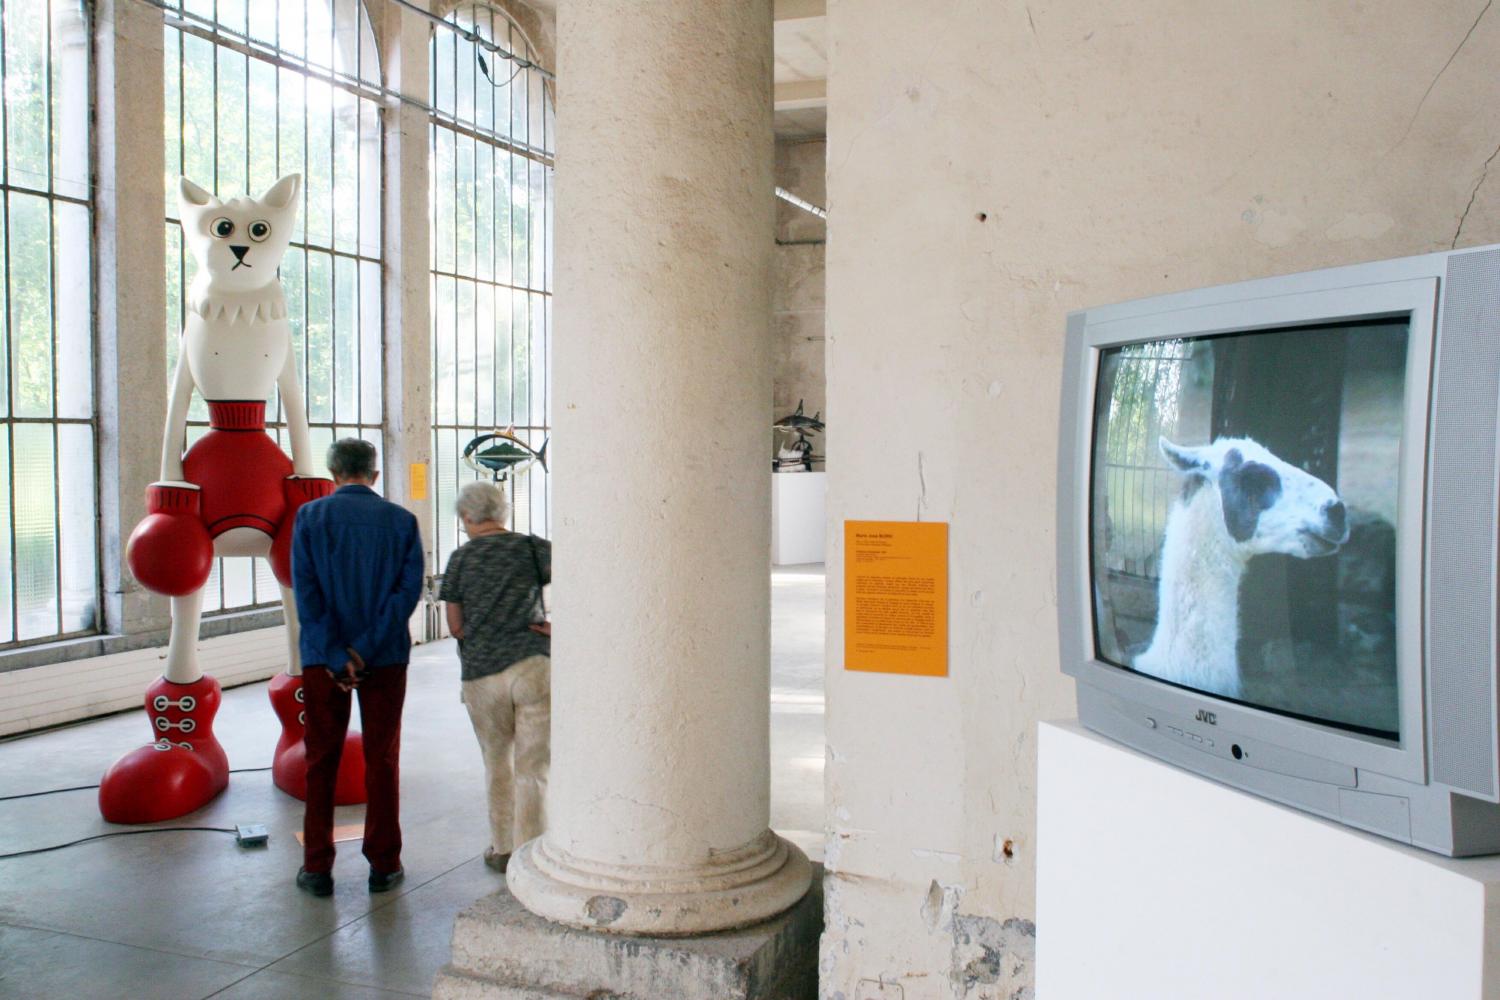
[{"xmin": 295, "ymin": 824, "xmax": 363, "ymax": 845}]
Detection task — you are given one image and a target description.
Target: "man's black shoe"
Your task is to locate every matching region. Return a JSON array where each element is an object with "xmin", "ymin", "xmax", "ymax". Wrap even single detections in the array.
[
  {"xmin": 368, "ymin": 867, "xmax": 405, "ymax": 893},
  {"xmin": 296, "ymin": 867, "xmax": 333, "ymax": 897}
]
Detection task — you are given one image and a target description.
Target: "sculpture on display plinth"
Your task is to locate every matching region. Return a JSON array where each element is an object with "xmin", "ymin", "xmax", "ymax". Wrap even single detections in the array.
[
  {"xmin": 772, "ymin": 399, "xmax": 824, "ymax": 473},
  {"xmin": 99, "ymin": 175, "xmax": 365, "ymax": 823}
]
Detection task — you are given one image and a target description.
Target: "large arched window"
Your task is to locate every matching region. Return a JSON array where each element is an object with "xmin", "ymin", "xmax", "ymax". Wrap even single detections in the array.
[
  {"xmin": 430, "ymin": 4, "xmax": 553, "ymax": 569},
  {"xmin": 0, "ymin": 1, "xmax": 94, "ymax": 647},
  {"xmin": 162, "ymin": 0, "xmax": 383, "ymax": 613}
]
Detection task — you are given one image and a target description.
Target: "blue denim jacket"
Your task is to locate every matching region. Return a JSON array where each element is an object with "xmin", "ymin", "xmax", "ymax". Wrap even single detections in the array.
[{"xmin": 292, "ymin": 485, "xmax": 425, "ymax": 671}]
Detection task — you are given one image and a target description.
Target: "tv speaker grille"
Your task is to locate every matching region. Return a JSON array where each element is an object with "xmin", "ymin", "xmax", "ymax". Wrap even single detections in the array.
[{"xmin": 1428, "ymin": 248, "xmax": 1500, "ymax": 799}]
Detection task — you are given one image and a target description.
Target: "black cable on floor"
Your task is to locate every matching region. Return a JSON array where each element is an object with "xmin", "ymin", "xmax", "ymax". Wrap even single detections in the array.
[
  {"xmin": 0, "ymin": 826, "xmax": 237, "ymax": 861},
  {"xmin": 0, "ymin": 766, "xmax": 273, "ymax": 802},
  {"xmin": 0, "ymin": 783, "xmax": 99, "ymax": 802}
]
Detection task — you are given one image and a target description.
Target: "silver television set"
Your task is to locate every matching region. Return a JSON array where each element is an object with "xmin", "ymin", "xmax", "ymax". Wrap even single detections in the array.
[{"xmin": 1057, "ymin": 243, "xmax": 1500, "ymax": 856}]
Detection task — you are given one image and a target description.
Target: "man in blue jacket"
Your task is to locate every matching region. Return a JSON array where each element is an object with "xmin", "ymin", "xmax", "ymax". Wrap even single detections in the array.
[{"xmin": 291, "ymin": 439, "xmax": 425, "ymax": 897}]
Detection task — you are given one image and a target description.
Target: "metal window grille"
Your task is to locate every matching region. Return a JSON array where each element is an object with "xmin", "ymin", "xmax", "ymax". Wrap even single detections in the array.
[
  {"xmin": 1095, "ymin": 339, "xmax": 1194, "ymax": 581},
  {"xmin": 0, "ymin": 1, "xmax": 97, "ymax": 648},
  {"xmin": 161, "ymin": 0, "xmax": 384, "ymax": 614},
  {"xmin": 429, "ymin": 4, "xmax": 554, "ymax": 570}
]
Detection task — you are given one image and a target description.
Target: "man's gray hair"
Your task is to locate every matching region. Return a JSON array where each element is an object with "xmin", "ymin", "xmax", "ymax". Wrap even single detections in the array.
[
  {"xmin": 456, "ymin": 480, "xmax": 510, "ymax": 525},
  {"xmin": 327, "ymin": 438, "xmax": 378, "ymax": 480}
]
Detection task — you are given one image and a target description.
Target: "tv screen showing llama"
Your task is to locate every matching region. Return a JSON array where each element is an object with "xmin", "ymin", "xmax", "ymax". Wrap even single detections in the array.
[{"xmin": 1090, "ymin": 319, "xmax": 1407, "ymax": 739}]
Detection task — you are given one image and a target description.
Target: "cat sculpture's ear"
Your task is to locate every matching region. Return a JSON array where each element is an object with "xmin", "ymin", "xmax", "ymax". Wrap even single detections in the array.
[
  {"xmin": 261, "ymin": 174, "xmax": 301, "ymax": 211},
  {"xmin": 178, "ymin": 177, "xmax": 215, "ymax": 213}
]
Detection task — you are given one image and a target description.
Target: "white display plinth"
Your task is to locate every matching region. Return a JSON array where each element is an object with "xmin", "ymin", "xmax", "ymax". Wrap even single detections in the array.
[
  {"xmin": 771, "ymin": 471, "xmax": 825, "ymax": 565},
  {"xmin": 1037, "ymin": 720, "xmax": 1500, "ymax": 1000}
]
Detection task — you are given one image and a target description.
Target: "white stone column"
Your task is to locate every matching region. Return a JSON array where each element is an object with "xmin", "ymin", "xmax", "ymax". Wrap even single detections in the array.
[
  {"xmin": 376, "ymin": 0, "xmax": 433, "ymax": 555},
  {"xmin": 95, "ymin": 0, "xmax": 168, "ymax": 636},
  {"xmin": 507, "ymin": 0, "xmax": 812, "ymax": 936}
]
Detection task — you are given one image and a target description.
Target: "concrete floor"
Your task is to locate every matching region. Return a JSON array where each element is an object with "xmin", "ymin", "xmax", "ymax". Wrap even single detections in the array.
[{"xmin": 0, "ymin": 567, "xmax": 825, "ymax": 1000}]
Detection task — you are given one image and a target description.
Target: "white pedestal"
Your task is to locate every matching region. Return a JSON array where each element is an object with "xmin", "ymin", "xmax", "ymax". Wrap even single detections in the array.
[
  {"xmin": 771, "ymin": 471, "xmax": 825, "ymax": 565},
  {"xmin": 1037, "ymin": 720, "xmax": 1500, "ymax": 1000}
]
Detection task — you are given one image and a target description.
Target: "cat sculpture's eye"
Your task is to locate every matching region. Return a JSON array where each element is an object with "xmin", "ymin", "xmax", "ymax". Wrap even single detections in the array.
[
  {"xmin": 211, "ymin": 217, "xmax": 235, "ymax": 239},
  {"xmin": 248, "ymin": 220, "xmax": 271, "ymax": 243}
]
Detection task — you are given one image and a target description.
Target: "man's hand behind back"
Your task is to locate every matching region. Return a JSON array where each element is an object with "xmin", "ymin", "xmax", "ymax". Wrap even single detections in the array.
[{"xmin": 336, "ymin": 647, "xmax": 367, "ymax": 692}]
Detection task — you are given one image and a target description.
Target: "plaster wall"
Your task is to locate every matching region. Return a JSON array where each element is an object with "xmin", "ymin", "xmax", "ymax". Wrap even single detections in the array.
[
  {"xmin": 774, "ymin": 139, "xmax": 827, "ymax": 456},
  {"xmin": 820, "ymin": 2, "xmax": 1500, "ymax": 998}
]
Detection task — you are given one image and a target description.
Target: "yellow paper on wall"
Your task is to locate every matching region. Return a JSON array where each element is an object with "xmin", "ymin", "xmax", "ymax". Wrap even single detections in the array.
[
  {"xmin": 844, "ymin": 520, "xmax": 948, "ymax": 677},
  {"xmin": 410, "ymin": 462, "xmax": 429, "ymax": 501}
]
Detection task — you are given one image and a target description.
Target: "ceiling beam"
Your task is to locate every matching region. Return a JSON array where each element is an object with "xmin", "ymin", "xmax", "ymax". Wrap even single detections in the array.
[
  {"xmin": 773, "ymin": 78, "xmax": 826, "ymax": 110},
  {"xmin": 773, "ymin": 0, "xmax": 825, "ymax": 20}
]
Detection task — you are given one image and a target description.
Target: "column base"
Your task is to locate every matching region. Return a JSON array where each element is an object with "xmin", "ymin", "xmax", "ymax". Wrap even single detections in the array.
[
  {"xmin": 506, "ymin": 829, "xmax": 813, "ymax": 937},
  {"xmin": 435, "ymin": 865, "xmax": 822, "ymax": 1000}
]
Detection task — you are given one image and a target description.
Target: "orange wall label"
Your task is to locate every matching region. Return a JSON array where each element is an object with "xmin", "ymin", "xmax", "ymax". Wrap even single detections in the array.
[
  {"xmin": 844, "ymin": 520, "xmax": 948, "ymax": 677},
  {"xmin": 410, "ymin": 462, "xmax": 429, "ymax": 501}
]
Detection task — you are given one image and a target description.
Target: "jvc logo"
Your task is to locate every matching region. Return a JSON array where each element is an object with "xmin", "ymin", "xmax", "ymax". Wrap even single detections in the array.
[{"xmin": 1195, "ymin": 709, "xmax": 1217, "ymax": 725}]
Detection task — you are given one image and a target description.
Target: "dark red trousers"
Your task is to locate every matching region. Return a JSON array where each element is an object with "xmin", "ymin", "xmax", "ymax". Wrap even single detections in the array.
[{"xmin": 302, "ymin": 665, "xmax": 407, "ymax": 874}]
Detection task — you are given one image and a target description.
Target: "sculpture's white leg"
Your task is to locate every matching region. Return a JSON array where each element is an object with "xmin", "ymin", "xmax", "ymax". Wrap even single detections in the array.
[
  {"xmin": 281, "ymin": 584, "xmax": 302, "ymax": 677},
  {"xmin": 163, "ymin": 588, "xmax": 204, "ymax": 684},
  {"xmin": 100, "ymin": 577, "xmax": 227, "ymax": 823}
]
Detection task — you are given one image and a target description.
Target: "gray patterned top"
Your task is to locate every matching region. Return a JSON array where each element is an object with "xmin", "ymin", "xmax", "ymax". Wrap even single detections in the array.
[{"xmin": 439, "ymin": 533, "xmax": 551, "ymax": 681}]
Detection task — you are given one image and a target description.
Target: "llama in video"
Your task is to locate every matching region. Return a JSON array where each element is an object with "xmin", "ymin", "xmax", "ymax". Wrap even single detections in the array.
[{"xmin": 1133, "ymin": 436, "xmax": 1350, "ymax": 699}]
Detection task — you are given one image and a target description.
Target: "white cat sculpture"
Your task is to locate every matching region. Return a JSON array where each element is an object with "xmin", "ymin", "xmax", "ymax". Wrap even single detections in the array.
[{"xmin": 100, "ymin": 175, "xmax": 364, "ymax": 823}]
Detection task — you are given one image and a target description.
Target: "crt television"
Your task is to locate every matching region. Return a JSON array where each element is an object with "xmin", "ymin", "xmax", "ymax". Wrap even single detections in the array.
[{"xmin": 1057, "ymin": 243, "xmax": 1500, "ymax": 856}]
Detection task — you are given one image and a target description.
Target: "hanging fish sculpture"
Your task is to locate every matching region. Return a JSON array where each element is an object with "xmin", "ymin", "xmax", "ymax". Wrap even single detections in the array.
[
  {"xmin": 773, "ymin": 399, "xmax": 825, "ymax": 472},
  {"xmin": 463, "ymin": 427, "xmax": 550, "ymax": 482},
  {"xmin": 774, "ymin": 399, "xmax": 825, "ymax": 437}
]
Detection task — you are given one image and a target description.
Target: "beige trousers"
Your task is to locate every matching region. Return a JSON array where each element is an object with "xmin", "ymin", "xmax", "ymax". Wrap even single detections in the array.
[{"xmin": 461, "ymin": 654, "xmax": 550, "ymax": 855}]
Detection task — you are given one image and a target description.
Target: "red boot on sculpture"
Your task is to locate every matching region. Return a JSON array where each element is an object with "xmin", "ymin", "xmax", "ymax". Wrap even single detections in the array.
[
  {"xmin": 99, "ymin": 674, "xmax": 230, "ymax": 824},
  {"xmin": 268, "ymin": 671, "xmax": 367, "ymax": 804}
]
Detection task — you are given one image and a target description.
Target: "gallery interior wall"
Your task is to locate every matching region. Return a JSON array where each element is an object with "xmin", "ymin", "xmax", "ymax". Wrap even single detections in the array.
[{"xmin": 820, "ymin": 2, "xmax": 1500, "ymax": 996}]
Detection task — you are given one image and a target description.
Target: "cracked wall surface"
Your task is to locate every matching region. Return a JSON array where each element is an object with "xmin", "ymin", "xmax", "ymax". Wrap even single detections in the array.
[{"xmin": 819, "ymin": 2, "xmax": 1500, "ymax": 997}]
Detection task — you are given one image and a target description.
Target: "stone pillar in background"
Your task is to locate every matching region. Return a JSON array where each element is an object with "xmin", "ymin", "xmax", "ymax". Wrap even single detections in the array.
[
  {"xmin": 505, "ymin": 0, "xmax": 812, "ymax": 936},
  {"xmin": 377, "ymin": 0, "xmax": 433, "ymax": 557},
  {"xmin": 95, "ymin": 0, "xmax": 168, "ymax": 636}
]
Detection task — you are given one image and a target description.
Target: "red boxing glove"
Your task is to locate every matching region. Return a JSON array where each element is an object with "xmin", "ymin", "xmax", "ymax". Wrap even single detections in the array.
[
  {"xmin": 126, "ymin": 483, "xmax": 214, "ymax": 597},
  {"xmin": 270, "ymin": 476, "xmax": 335, "ymax": 587}
]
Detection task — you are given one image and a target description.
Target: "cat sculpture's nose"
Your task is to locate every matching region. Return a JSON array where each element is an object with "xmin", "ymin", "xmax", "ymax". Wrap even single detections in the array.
[{"xmin": 229, "ymin": 245, "xmax": 251, "ymax": 269}]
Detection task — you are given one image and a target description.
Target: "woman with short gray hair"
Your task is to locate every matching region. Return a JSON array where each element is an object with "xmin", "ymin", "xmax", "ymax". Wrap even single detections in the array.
[
  {"xmin": 454, "ymin": 479, "xmax": 507, "ymax": 525},
  {"xmin": 439, "ymin": 480, "xmax": 551, "ymax": 873}
]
